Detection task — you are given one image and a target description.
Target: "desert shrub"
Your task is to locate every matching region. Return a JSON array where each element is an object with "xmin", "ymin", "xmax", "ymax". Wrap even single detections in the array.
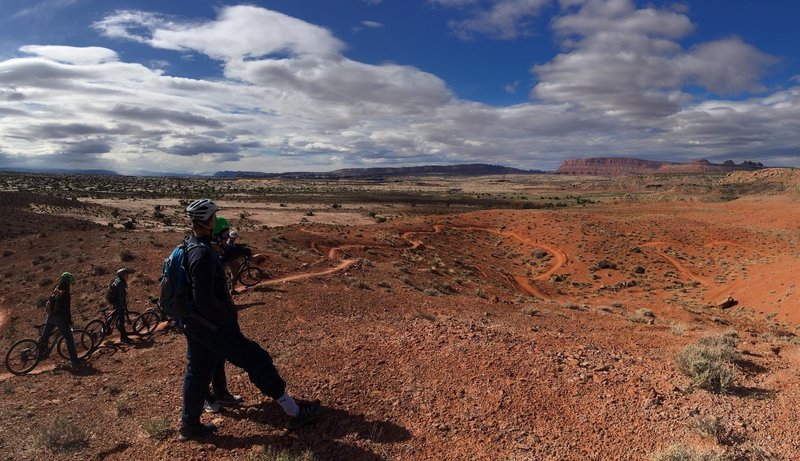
[
  {"xmin": 676, "ymin": 333, "xmax": 740, "ymax": 393},
  {"xmin": 305, "ymin": 210, "xmax": 314, "ymax": 216},
  {"xmin": 2, "ymin": 249, "xmax": 13, "ymax": 257},
  {"xmin": 116, "ymin": 398, "xmax": 132, "ymax": 417},
  {"xmin": 39, "ymin": 416, "xmax": 88, "ymax": 452},
  {"xmin": 692, "ymin": 415, "xmax": 727, "ymax": 444},
  {"xmin": 475, "ymin": 288, "xmax": 488, "ymax": 299},
  {"xmin": 248, "ymin": 446, "xmax": 315, "ymax": 461},
  {"xmin": 330, "ymin": 203, "xmax": 341, "ymax": 209},
  {"xmin": 374, "ymin": 215, "xmax": 387, "ymax": 223},
  {"xmin": 123, "ymin": 220, "xmax": 135, "ymax": 230},
  {"xmin": 143, "ymin": 416, "xmax": 173, "ymax": 440},
  {"xmin": 651, "ymin": 445, "xmax": 725, "ymax": 461},
  {"xmin": 119, "ymin": 249, "xmax": 135, "ymax": 262},
  {"xmin": 38, "ymin": 277, "xmax": 53, "ymax": 287},
  {"xmin": 91, "ymin": 265, "xmax": 109, "ymax": 276},
  {"xmin": 595, "ymin": 260, "xmax": 617, "ymax": 270},
  {"xmin": 423, "ymin": 288, "xmax": 438, "ymax": 296}
]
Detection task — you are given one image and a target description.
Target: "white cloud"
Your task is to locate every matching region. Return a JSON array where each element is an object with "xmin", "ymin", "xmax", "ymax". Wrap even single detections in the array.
[
  {"xmin": 94, "ymin": 6, "xmax": 344, "ymax": 60},
  {"xmin": 362, "ymin": 20, "xmax": 384, "ymax": 28},
  {"xmin": 0, "ymin": 3, "xmax": 797, "ymax": 174},
  {"xmin": 20, "ymin": 45, "xmax": 118, "ymax": 65},
  {"xmin": 431, "ymin": 0, "xmax": 552, "ymax": 39},
  {"xmin": 532, "ymin": 0, "xmax": 777, "ymax": 119}
]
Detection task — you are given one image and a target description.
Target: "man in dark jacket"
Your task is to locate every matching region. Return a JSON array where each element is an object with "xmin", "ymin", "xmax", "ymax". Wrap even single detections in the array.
[
  {"xmin": 178, "ymin": 199, "xmax": 320, "ymax": 441},
  {"xmin": 109, "ymin": 268, "xmax": 135, "ymax": 343},
  {"xmin": 41, "ymin": 272, "xmax": 81, "ymax": 367}
]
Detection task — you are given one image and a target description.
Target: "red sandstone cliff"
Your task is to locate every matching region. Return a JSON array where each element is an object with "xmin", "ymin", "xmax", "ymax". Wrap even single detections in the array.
[{"xmin": 556, "ymin": 157, "xmax": 764, "ymax": 175}]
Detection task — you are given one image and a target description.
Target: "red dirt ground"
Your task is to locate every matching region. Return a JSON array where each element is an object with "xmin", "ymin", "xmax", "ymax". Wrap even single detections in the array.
[{"xmin": 1, "ymin": 191, "xmax": 799, "ymax": 460}]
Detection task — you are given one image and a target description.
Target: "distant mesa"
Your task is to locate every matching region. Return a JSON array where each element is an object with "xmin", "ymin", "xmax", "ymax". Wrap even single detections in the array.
[
  {"xmin": 556, "ymin": 157, "xmax": 765, "ymax": 176},
  {"xmin": 214, "ymin": 163, "xmax": 544, "ymax": 179}
]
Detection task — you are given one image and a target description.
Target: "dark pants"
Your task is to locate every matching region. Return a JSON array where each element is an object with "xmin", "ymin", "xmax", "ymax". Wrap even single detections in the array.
[
  {"xmin": 114, "ymin": 307, "xmax": 129, "ymax": 339},
  {"xmin": 209, "ymin": 358, "xmax": 229, "ymax": 398},
  {"xmin": 41, "ymin": 314, "xmax": 78, "ymax": 363},
  {"xmin": 181, "ymin": 319, "xmax": 286, "ymax": 427}
]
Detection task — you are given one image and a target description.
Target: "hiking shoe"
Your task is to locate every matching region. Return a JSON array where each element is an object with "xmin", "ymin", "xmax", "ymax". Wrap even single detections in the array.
[
  {"xmin": 203, "ymin": 399, "xmax": 221, "ymax": 413},
  {"xmin": 213, "ymin": 393, "xmax": 243, "ymax": 406},
  {"xmin": 120, "ymin": 336, "xmax": 133, "ymax": 344},
  {"xmin": 177, "ymin": 422, "xmax": 217, "ymax": 442},
  {"xmin": 287, "ymin": 400, "xmax": 321, "ymax": 431}
]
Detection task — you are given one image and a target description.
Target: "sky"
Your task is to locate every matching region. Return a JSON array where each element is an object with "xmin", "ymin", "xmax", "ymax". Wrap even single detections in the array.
[{"xmin": 0, "ymin": 0, "xmax": 798, "ymax": 175}]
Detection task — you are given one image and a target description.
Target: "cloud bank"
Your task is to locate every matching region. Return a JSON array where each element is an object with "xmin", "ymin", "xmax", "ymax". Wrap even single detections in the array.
[{"xmin": 0, "ymin": 0, "xmax": 797, "ymax": 174}]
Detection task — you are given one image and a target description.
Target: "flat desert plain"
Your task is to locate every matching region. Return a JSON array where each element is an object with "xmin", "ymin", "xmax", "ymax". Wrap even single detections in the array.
[{"xmin": 1, "ymin": 170, "xmax": 799, "ymax": 460}]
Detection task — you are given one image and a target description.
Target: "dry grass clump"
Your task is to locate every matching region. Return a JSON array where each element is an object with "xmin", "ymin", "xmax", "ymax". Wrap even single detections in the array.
[
  {"xmin": 143, "ymin": 416, "xmax": 173, "ymax": 440},
  {"xmin": 248, "ymin": 446, "xmax": 315, "ymax": 461},
  {"xmin": 39, "ymin": 416, "xmax": 88, "ymax": 452},
  {"xmin": 676, "ymin": 332, "xmax": 740, "ymax": 393},
  {"xmin": 652, "ymin": 445, "xmax": 725, "ymax": 461}
]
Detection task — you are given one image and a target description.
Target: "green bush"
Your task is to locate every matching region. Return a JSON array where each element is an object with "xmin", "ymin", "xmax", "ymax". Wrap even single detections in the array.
[{"xmin": 676, "ymin": 333, "xmax": 740, "ymax": 393}]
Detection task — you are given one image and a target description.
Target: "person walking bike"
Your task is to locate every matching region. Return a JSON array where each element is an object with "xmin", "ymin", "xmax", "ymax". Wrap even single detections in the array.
[
  {"xmin": 40, "ymin": 272, "xmax": 82, "ymax": 369},
  {"xmin": 107, "ymin": 268, "xmax": 135, "ymax": 344},
  {"xmin": 178, "ymin": 199, "xmax": 320, "ymax": 441}
]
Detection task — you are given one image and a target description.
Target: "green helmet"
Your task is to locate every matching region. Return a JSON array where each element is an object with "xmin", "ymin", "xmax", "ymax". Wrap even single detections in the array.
[
  {"xmin": 213, "ymin": 216, "xmax": 230, "ymax": 236},
  {"xmin": 61, "ymin": 272, "xmax": 75, "ymax": 283}
]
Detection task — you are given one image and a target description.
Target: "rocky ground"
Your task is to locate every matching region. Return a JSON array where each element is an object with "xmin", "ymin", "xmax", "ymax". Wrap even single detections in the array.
[{"xmin": 1, "ymin": 179, "xmax": 799, "ymax": 460}]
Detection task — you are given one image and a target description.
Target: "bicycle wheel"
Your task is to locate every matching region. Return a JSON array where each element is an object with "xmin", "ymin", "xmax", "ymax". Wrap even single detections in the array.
[
  {"xmin": 133, "ymin": 310, "xmax": 160, "ymax": 336},
  {"xmin": 5, "ymin": 338, "xmax": 41, "ymax": 375},
  {"xmin": 237, "ymin": 266, "xmax": 264, "ymax": 287},
  {"xmin": 85, "ymin": 319, "xmax": 107, "ymax": 343},
  {"xmin": 57, "ymin": 330, "xmax": 94, "ymax": 360},
  {"xmin": 123, "ymin": 311, "xmax": 142, "ymax": 335}
]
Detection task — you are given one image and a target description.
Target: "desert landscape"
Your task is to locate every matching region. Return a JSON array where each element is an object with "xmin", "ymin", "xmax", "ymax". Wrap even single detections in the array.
[{"xmin": 1, "ymin": 168, "xmax": 800, "ymax": 460}]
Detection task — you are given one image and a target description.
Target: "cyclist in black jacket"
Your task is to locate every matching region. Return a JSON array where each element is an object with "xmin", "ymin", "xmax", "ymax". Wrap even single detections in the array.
[
  {"xmin": 40, "ymin": 272, "xmax": 81, "ymax": 368},
  {"xmin": 177, "ymin": 199, "xmax": 320, "ymax": 441}
]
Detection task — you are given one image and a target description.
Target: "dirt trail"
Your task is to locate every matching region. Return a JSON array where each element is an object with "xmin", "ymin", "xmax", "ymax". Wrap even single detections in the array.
[
  {"xmin": 641, "ymin": 241, "xmax": 713, "ymax": 286},
  {"xmin": 403, "ymin": 224, "xmax": 569, "ymax": 299}
]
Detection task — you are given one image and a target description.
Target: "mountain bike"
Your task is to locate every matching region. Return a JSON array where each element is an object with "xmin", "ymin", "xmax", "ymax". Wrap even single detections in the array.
[
  {"xmin": 5, "ymin": 323, "xmax": 94, "ymax": 375},
  {"xmin": 84, "ymin": 306, "xmax": 146, "ymax": 343},
  {"xmin": 132, "ymin": 298, "xmax": 176, "ymax": 336},
  {"xmin": 227, "ymin": 254, "xmax": 267, "ymax": 289}
]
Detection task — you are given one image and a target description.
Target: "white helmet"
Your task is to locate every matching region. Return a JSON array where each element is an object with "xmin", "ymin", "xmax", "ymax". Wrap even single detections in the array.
[
  {"xmin": 185, "ymin": 199, "xmax": 219, "ymax": 222},
  {"xmin": 229, "ymin": 230, "xmax": 238, "ymax": 239}
]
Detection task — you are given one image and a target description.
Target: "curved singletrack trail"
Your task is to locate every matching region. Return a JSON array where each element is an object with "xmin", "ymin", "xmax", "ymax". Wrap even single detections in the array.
[
  {"xmin": 403, "ymin": 224, "xmax": 569, "ymax": 299},
  {"xmin": 641, "ymin": 241, "xmax": 713, "ymax": 286}
]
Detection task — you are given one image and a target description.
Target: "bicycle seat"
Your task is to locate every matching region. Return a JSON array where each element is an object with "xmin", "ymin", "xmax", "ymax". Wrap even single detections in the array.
[{"xmin": 33, "ymin": 323, "xmax": 46, "ymax": 329}]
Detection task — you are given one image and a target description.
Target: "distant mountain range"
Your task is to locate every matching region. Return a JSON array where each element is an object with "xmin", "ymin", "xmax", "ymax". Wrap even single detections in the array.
[
  {"xmin": 214, "ymin": 163, "xmax": 543, "ymax": 179},
  {"xmin": 0, "ymin": 167, "xmax": 120, "ymax": 176},
  {"xmin": 556, "ymin": 157, "xmax": 766, "ymax": 175}
]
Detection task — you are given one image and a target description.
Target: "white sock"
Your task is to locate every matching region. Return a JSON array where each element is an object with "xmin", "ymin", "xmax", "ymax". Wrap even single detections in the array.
[{"xmin": 277, "ymin": 393, "xmax": 300, "ymax": 417}]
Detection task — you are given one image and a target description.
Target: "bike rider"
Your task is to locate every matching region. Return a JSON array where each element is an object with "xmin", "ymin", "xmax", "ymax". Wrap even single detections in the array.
[
  {"xmin": 109, "ymin": 268, "xmax": 135, "ymax": 344},
  {"xmin": 178, "ymin": 199, "xmax": 320, "ymax": 441},
  {"xmin": 40, "ymin": 272, "xmax": 82, "ymax": 368}
]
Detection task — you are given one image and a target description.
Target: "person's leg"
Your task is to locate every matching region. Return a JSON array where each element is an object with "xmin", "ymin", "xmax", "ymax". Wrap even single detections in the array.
[
  {"xmin": 115, "ymin": 308, "xmax": 131, "ymax": 342},
  {"xmin": 210, "ymin": 357, "xmax": 228, "ymax": 396},
  {"xmin": 181, "ymin": 330, "xmax": 216, "ymax": 430},
  {"xmin": 39, "ymin": 317, "xmax": 57, "ymax": 357},
  {"xmin": 212, "ymin": 323, "xmax": 286, "ymax": 400},
  {"xmin": 52, "ymin": 316, "xmax": 78, "ymax": 364},
  {"xmin": 209, "ymin": 358, "xmax": 243, "ymax": 406}
]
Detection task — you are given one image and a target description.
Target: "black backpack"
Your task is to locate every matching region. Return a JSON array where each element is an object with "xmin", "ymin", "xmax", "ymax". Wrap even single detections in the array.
[{"xmin": 105, "ymin": 279, "xmax": 118, "ymax": 304}]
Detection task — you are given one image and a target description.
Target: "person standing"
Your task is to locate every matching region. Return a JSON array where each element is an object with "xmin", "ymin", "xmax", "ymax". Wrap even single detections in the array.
[
  {"xmin": 41, "ymin": 272, "xmax": 81, "ymax": 368},
  {"xmin": 178, "ymin": 199, "xmax": 320, "ymax": 441},
  {"xmin": 108, "ymin": 268, "xmax": 135, "ymax": 344}
]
